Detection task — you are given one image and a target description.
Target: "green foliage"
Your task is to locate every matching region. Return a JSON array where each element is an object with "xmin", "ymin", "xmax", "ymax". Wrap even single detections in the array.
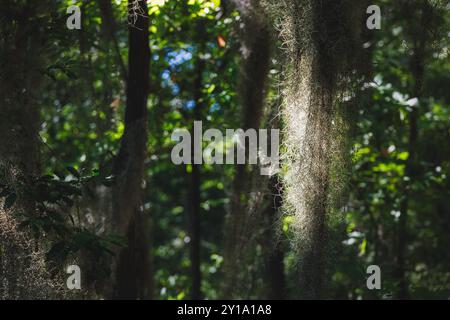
[
  {"xmin": 2, "ymin": 0, "xmax": 448, "ymax": 300},
  {"xmin": 0, "ymin": 165, "xmax": 123, "ymax": 279}
]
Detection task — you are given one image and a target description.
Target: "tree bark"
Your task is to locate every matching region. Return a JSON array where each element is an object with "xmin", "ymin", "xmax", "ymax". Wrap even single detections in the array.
[
  {"xmin": 0, "ymin": 1, "xmax": 63, "ymax": 299},
  {"xmin": 97, "ymin": 0, "xmax": 128, "ymax": 80},
  {"xmin": 262, "ymin": 177, "xmax": 285, "ymax": 299},
  {"xmin": 188, "ymin": 18, "xmax": 208, "ymax": 300},
  {"xmin": 395, "ymin": 0, "xmax": 433, "ymax": 299},
  {"xmin": 111, "ymin": 0, "xmax": 152, "ymax": 299}
]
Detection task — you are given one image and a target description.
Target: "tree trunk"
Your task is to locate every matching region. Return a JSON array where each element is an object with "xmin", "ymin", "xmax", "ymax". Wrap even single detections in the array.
[
  {"xmin": 0, "ymin": 2, "xmax": 63, "ymax": 299},
  {"xmin": 395, "ymin": 0, "xmax": 434, "ymax": 299},
  {"xmin": 188, "ymin": 18, "xmax": 208, "ymax": 300},
  {"xmin": 189, "ymin": 163, "xmax": 202, "ymax": 300},
  {"xmin": 262, "ymin": 178, "xmax": 285, "ymax": 299},
  {"xmin": 97, "ymin": 0, "xmax": 128, "ymax": 80},
  {"xmin": 111, "ymin": 0, "xmax": 152, "ymax": 299}
]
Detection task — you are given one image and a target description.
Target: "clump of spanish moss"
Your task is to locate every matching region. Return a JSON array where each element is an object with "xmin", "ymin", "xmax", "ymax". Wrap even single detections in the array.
[
  {"xmin": 0, "ymin": 160, "xmax": 70, "ymax": 299},
  {"xmin": 0, "ymin": 209, "xmax": 65, "ymax": 299},
  {"xmin": 272, "ymin": 0, "xmax": 368, "ymax": 298}
]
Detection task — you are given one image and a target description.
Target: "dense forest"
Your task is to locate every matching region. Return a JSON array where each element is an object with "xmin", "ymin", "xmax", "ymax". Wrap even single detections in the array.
[{"xmin": 0, "ymin": 0, "xmax": 449, "ymax": 300}]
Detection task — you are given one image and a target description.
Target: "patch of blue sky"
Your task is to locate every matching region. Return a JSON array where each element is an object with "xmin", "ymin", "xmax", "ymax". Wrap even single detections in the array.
[
  {"xmin": 161, "ymin": 69, "xmax": 178, "ymax": 95},
  {"xmin": 184, "ymin": 100, "xmax": 196, "ymax": 110},
  {"xmin": 167, "ymin": 48, "xmax": 193, "ymax": 67},
  {"xmin": 171, "ymin": 84, "xmax": 180, "ymax": 95},
  {"xmin": 161, "ymin": 69, "xmax": 170, "ymax": 80}
]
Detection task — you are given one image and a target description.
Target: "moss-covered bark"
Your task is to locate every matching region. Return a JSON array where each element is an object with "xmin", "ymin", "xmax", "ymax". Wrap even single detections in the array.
[{"xmin": 0, "ymin": 1, "xmax": 64, "ymax": 299}]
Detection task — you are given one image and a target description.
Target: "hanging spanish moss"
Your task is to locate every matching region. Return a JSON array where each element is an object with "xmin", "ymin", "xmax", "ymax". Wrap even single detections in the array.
[
  {"xmin": 0, "ymin": 197, "xmax": 64, "ymax": 299},
  {"xmin": 273, "ymin": 0, "xmax": 368, "ymax": 298}
]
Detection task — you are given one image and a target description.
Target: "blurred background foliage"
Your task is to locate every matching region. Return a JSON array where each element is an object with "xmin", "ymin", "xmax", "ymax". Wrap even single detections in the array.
[{"xmin": 30, "ymin": 0, "xmax": 450, "ymax": 299}]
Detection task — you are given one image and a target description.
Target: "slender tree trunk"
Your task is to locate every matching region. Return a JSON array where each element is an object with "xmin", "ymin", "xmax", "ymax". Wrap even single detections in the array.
[
  {"xmin": 111, "ymin": 0, "xmax": 152, "ymax": 299},
  {"xmin": 189, "ymin": 163, "xmax": 202, "ymax": 299},
  {"xmin": 98, "ymin": 0, "xmax": 128, "ymax": 80},
  {"xmin": 395, "ymin": 0, "xmax": 433, "ymax": 299},
  {"xmin": 261, "ymin": 96, "xmax": 286, "ymax": 299},
  {"xmin": 261, "ymin": 177, "xmax": 285, "ymax": 299},
  {"xmin": 188, "ymin": 18, "xmax": 208, "ymax": 300}
]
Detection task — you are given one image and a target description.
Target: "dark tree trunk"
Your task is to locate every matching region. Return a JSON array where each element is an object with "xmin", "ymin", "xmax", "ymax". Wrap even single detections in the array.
[
  {"xmin": 189, "ymin": 163, "xmax": 202, "ymax": 300},
  {"xmin": 111, "ymin": 0, "xmax": 152, "ymax": 299},
  {"xmin": 395, "ymin": 0, "xmax": 433, "ymax": 299},
  {"xmin": 188, "ymin": 18, "xmax": 208, "ymax": 300},
  {"xmin": 262, "ymin": 178, "xmax": 286, "ymax": 300},
  {"xmin": 97, "ymin": 0, "xmax": 128, "ymax": 80},
  {"xmin": 0, "ymin": 1, "xmax": 62, "ymax": 299}
]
